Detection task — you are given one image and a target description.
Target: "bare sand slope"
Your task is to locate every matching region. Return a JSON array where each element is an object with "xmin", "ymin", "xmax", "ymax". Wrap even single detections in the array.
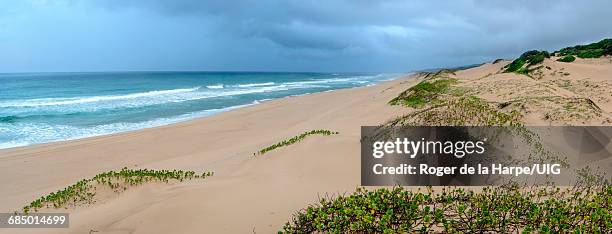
[
  {"xmin": 0, "ymin": 78, "xmax": 414, "ymax": 234},
  {"xmin": 453, "ymin": 57, "xmax": 612, "ymax": 125}
]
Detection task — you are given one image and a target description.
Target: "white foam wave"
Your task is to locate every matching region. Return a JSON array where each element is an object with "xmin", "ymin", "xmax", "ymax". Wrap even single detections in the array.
[
  {"xmin": 0, "ymin": 87, "xmax": 201, "ymax": 108},
  {"xmin": 206, "ymin": 84, "xmax": 224, "ymax": 89},
  {"xmin": 282, "ymin": 76, "xmax": 380, "ymax": 86},
  {"xmin": 1, "ymin": 74, "xmax": 402, "ymax": 117},
  {"xmin": 237, "ymin": 82, "xmax": 275, "ymax": 88},
  {"xmin": 0, "ymin": 103, "xmax": 255, "ymax": 150},
  {"xmin": 0, "ymin": 73, "xmax": 405, "ymax": 150},
  {"xmin": 0, "ymin": 141, "xmax": 30, "ymax": 149}
]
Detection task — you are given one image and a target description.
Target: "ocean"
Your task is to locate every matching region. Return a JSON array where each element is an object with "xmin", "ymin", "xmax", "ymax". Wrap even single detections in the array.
[{"xmin": 0, "ymin": 72, "xmax": 399, "ymax": 149}]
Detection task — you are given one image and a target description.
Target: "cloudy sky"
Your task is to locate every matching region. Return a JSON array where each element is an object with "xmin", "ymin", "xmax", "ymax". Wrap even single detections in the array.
[{"xmin": 1, "ymin": 0, "xmax": 611, "ymax": 73}]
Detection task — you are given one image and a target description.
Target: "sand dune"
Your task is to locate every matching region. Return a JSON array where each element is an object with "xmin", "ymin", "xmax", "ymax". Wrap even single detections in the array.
[{"xmin": 453, "ymin": 57, "xmax": 612, "ymax": 125}]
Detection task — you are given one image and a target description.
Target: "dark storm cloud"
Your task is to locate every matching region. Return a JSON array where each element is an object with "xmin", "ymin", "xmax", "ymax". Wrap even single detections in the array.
[{"xmin": 1, "ymin": 0, "xmax": 611, "ymax": 72}]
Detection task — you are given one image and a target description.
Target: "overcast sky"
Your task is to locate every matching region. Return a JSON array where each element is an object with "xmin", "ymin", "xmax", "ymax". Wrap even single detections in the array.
[{"xmin": 1, "ymin": 0, "xmax": 611, "ymax": 73}]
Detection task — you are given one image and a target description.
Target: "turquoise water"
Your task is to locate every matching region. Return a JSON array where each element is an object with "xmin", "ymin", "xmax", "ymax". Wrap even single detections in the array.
[{"xmin": 0, "ymin": 72, "xmax": 399, "ymax": 149}]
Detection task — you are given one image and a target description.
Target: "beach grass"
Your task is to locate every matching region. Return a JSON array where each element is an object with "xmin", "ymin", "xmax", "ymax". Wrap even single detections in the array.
[{"xmin": 388, "ymin": 78, "xmax": 458, "ymax": 108}]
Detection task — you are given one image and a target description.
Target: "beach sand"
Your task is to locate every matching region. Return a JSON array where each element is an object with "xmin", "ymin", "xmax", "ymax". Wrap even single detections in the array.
[
  {"xmin": 0, "ymin": 77, "xmax": 415, "ymax": 233},
  {"xmin": 1, "ymin": 56, "xmax": 611, "ymax": 233}
]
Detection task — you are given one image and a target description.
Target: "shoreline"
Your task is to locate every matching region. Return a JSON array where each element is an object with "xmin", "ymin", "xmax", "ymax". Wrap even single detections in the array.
[{"xmin": 0, "ymin": 76, "xmax": 405, "ymax": 154}]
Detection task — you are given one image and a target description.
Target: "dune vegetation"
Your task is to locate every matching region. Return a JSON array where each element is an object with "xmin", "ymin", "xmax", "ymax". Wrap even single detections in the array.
[
  {"xmin": 388, "ymin": 77, "xmax": 458, "ymax": 108},
  {"xmin": 22, "ymin": 167, "xmax": 213, "ymax": 214},
  {"xmin": 556, "ymin": 38, "xmax": 612, "ymax": 59},
  {"xmin": 503, "ymin": 50, "xmax": 550, "ymax": 74},
  {"xmin": 557, "ymin": 55, "xmax": 576, "ymax": 63},
  {"xmin": 502, "ymin": 39, "xmax": 611, "ymax": 76},
  {"xmin": 282, "ymin": 39, "xmax": 612, "ymax": 232},
  {"xmin": 256, "ymin": 129, "xmax": 338, "ymax": 155},
  {"xmin": 501, "ymin": 38, "xmax": 611, "ymax": 78},
  {"xmin": 282, "ymin": 185, "xmax": 611, "ymax": 233},
  {"xmin": 388, "ymin": 70, "xmax": 522, "ymax": 126}
]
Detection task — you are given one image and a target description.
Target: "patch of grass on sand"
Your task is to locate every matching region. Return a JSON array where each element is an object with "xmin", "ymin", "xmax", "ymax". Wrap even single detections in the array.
[
  {"xmin": 22, "ymin": 168, "xmax": 213, "ymax": 213},
  {"xmin": 281, "ymin": 185, "xmax": 612, "ymax": 233},
  {"xmin": 388, "ymin": 78, "xmax": 457, "ymax": 108},
  {"xmin": 256, "ymin": 129, "xmax": 338, "ymax": 155},
  {"xmin": 393, "ymin": 97, "xmax": 520, "ymax": 126},
  {"xmin": 387, "ymin": 71, "xmax": 569, "ymax": 165}
]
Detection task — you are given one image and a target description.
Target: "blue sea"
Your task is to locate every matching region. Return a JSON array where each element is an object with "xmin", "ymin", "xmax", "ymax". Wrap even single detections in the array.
[{"xmin": 0, "ymin": 72, "xmax": 399, "ymax": 149}]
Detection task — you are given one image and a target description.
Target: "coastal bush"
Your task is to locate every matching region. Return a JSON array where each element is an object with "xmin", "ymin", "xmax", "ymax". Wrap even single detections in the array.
[
  {"xmin": 22, "ymin": 167, "xmax": 213, "ymax": 213},
  {"xmin": 257, "ymin": 129, "xmax": 338, "ymax": 155},
  {"xmin": 281, "ymin": 186, "xmax": 612, "ymax": 233},
  {"xmin": 556, "ymin": 38, "xmax": 612, "ymax": 58},
  {"xmin": 557, "ymin": 55, "xmax": 576, "ymax": 63},
  {"xmin": 388, "ymin": 78, "xmax": 457, "ymax": 108},
  {"xmin": 504, "ymin": 50, "xmax": 550, "ymax": 73},
  {"xmin": 577, "ymin": 49, "xmax": 605, "ymax": 58}
]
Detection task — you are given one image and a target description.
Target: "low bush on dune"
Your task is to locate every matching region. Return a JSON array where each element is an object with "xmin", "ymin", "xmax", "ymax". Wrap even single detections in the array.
[
  {"xmin": 556, "ymin": 38, "xmax": 612, "ymax": 59},
  {"xmin": 281, "ymin": 186, "xmax": 612, "ymax": 233},
  {"xmin": 22, "ymin": 167, "xmax": 213, "ymax": 213},
  {"xmin": 256, "ymin": 129, "xmax": 339, "ymax": 155},
  {"xmin": 503, "ymin": 38, "xmax": 611, "ymax": 75},
  {"xmin": 504, "ymin": 50, "xmax": 550, "ymax": 73},
  {"xmin": 492, "ymin": 58, "xmax": 505, "ymax": 64},
  {"xmin": 557, "ymin": 55, "xmax": 576, "ymax": 63}
]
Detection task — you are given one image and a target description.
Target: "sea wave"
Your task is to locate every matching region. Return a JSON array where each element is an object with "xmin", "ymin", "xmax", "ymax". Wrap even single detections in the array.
[
  {"xmin": 237, "ymin": 82, "xmax": 275, "ymax": 88},
  {"xmin": 0, "ymin": 87, "xmax": 201, "ymax": 108},
  {"xmin": 0, "ymin": 115, "xmax": 20, "ymax": 123},
  {"xmin": 0, "ymin": 73, "xmax": 402, "ymax": 149},
  {"xmin": 206, "ymin": 84, "xmax": 224, "ymax": 89},
  {"xmin": 1, "ymin": 75, "xmax": 390, "ymax": 110},
  {"xmin": 281, "ymin": 75, "xmax": 382, "ymax": 86},
  {"xmin": 0, "ymin": 102, "xmax": 257, "ymax": 149},
  {"xmin": 3, "ymin": 84, "xmax": 329, "ymax": 115}
]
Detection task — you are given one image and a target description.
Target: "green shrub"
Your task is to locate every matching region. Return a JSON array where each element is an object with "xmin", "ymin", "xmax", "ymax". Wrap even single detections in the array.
[
  {"xmin": 557, "ymin": 55, "xmax": 576, "ymax": 63},
  {"xmin": 577, "ymin": 48, "xmax": 605, "ymax": 58},
  {"xmin": 556, "ymin": 38, "xmax": 612, "ymax": 58},
  {"xmin": 282, "ymin": 186, "xmax": 612, "ymax": 233},
  {"xmin": 504, "ymin": 50, "xmax": 550, "ymax": 73},
  {"xmin": 504, "ymin": 59, "xmax": 526, "ymax": 73}
]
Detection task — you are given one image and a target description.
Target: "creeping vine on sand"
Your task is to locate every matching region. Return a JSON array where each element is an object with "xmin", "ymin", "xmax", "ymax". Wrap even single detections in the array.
[
  {"xmin": 256, "ymin": 129, "xmax": 339, "ymax": 155},
  {"xmin": 21, "ymin": 167, "xmax": 214, "ymax": 214}
]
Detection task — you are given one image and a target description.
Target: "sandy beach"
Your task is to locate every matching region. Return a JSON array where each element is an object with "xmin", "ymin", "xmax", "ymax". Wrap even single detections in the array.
[
  {"xmin": 0, "ymin": 76, "xmax": 415, "ymax": 233},
  {"xmin": 1, "ymin": 55, "xmax": 612, "ymax": 233}
]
